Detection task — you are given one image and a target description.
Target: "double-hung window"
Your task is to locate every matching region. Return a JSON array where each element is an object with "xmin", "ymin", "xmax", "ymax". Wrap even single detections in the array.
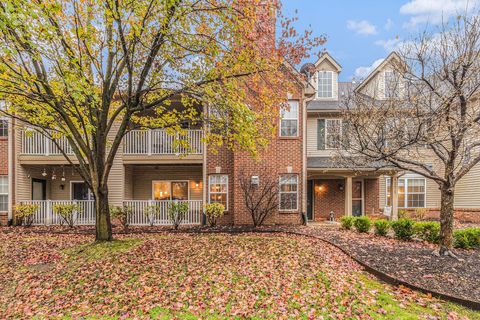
[
  {"xmin": 317, "ymin": 71, "xmax": 333, "ymax": 98},
  {"xmin": 386, "ymin": 175, "xmax": 426, "ymax": 208},
  {"xmin": 0, "ymin": 120, "xmax": 7, "ymax": 137},
  {"xmin": 280, "ymin": 100, "xmax": 299, "ymax": 137},
  {"xmin": 325, "ymin": 119, "xmax": 342, "ymax": 149},
  {"xmin": 209, "ymin": 175, "xmax": 228, "ymax": 209},
  {"xmin": 279, "ymin": 174, "xmax": 298, "ymax": 211},
  {"xmin": 0, "ymin": 176, "xmax": 7, "ymax": 212}
]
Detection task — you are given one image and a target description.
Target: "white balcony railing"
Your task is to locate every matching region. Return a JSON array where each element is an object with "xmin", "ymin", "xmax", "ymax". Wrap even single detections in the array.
[
  {"xmin": 21, "ymin": 130, "xmax": 73, "ymax": 155},
  {"xmin": 124, "ymin": 129, "xmax": 203, "ymax": 155},
  {"xmin": 123, "ymin": 200, "xmax": 203, "ymax": 225},
  {"xmin": 20, "ymin": 200, "xmax": 202, "ymax": 226},
  {"xmin": 21, "ymin": 200, "xmax": 95, "ymax": 225}
]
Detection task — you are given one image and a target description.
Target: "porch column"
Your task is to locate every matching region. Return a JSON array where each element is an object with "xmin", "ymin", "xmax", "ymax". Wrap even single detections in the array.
[
  {"xmin": 344, "ymin": 176, "xmax": 352, "ymax": 216},
  {"xmin": 390, "ymin": 175, "xmax": 399, "ymax": 221}
]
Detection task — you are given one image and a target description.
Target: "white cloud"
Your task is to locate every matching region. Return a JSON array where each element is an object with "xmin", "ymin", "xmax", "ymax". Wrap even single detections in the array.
[
  {"xmin": 346, "ymin": 20, "xmax": 378, "ymax": 35},
  {"xmin": 375, "ymin": 37, "xmax": 402, "ymax": 52},
  {"xmin": 354, "ymin": 58, "xmax": 385, "ymax": 79},
  {"xmin": 400, "ymin": 0, "xmax": 479, "ymax": 28},
  {"xmin": 385, "ymin": 18, "xmax": 394, "ymax": 30}
]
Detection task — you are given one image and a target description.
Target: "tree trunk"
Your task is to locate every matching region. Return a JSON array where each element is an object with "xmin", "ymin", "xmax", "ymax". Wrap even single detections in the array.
[
  {"xmin": 95, "ymin": 186, "xmax": 113, "ymax": 241},
  {"xmin": 439, "ymin": 186, "xmax": 455, "ymax": 255}
]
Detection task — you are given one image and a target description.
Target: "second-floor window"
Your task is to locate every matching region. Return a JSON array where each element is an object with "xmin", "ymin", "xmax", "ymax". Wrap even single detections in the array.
[
  {"xmin": 0, "ymin": 120, "xmax": 7, "ymax": 137},
  {"xmin": 317, "ymin": 71, "xmax": 333, "ymax": 98},
  {"xmin": 280, "ymin": 100, "xmax": 299, "ymax": 137},
  {"xmin": 317, "ymin": 119, "xmax": 342, "ymax": 150}
]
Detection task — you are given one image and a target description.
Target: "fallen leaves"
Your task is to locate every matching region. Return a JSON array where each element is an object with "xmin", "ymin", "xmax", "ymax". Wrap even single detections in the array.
[{"xmin": 0, "ymin": 228, "xmax": 478, "ymax": 319}]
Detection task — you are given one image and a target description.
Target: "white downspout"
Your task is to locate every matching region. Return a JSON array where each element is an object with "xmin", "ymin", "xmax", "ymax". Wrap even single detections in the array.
[
  {"xmin": 7, "ymin": 116, "xmax": 14, "ymax": 223},
  {"xmin": 303, "ymin": 93, "xmax": 315, "ymax": 225}
]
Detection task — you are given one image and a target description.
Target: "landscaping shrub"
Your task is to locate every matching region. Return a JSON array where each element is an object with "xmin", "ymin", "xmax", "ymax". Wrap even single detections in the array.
[
  {"xmin": 110, "ymin": 205, "xmax": 133, "ymax": 231},
  {"xmin": 391, "ymin": 218, "xmax": 415, "ymax": 240},
  {"xmin": 53, "ymin": 203, "xmax": 81, "ymax": 227},
  {"xmin": 413, "ymin": 208, "xmax": 428, "ymax": 221},
  {"xmin": 144, "ymin": 204, "xmax": 160, "ymax": 226},
  {"xmin": 204, "ymin": 203, "xmax": 225, "ymax": 227},
  {"xmin": 353, "ymin": 216, "xmax": 371, "ymax": 233},
  {"xmin": 398, "ymin": 209, "xmax": 409, "ymax": 219},
  {"xmin": 453, "ymin": 228, "xmax": 480, "ymax": 249},
  {"xmin": 14, "ymin": 203, "xmax": 39, "ymax": 227},
  {"xmin": 373, "ymin": 219, "xmax": 390, "ymax": 236},
  {"xmin": 340, "ymin": 216, "xmax": 355, "ymax": 230},
  {"xmin": 414, "ymin": 221, "xmax": 440, "ymax": 243},
  {"xmin": 168, "ymin": 201, "xmax": 190, "ymax": 230}
]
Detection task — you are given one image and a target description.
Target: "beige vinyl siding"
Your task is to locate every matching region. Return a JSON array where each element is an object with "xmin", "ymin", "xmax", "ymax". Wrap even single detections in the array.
[
  {"xmin": 379, "ymin": 175, "xmax": 441, "ymax": 209},
  {"xmin": 454, "ymin": 163, "xmax": 480, "ymax": 208},
  {"xmin": 124, "ymin": 165, "xmax": 133, "ymax": 200},
  {"xmin": 131, "ymin": 165, "xmax": 203, "ymax": 200},
  {"xmin": 50, "ymin": 171, "xmax": 84, "ymax": 200}
]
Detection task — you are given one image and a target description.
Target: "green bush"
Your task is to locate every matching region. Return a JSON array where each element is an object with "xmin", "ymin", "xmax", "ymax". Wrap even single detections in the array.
[
  {"xmin": 204, "ymin": 203, "xmax": 225, "ymax": 227},
  {"xmin": 14, "ymin": 203, "xmax": 39, "ymax": 227},
  {"xmin": 353, "ymin": 216, "xmax": 372, "ymax": 233},
  {"xmin": 414, "ymin": 221, "xmax": 440, "ymax": 243},
  {"xmin": 453, "ymin": 228, "xmax": 480, "ymax": 249},
  {"xmin": 391, "ymin": 218, "xmax": 415, "ymax": 240},
  {"xmin": 168, "ymin": 201, "xmax": 190, "ymax": 230},
  {"xmin": 53, "ymin": 203, "xmax": 81, "ymax": 228},
  {"xmin": 373, "ymin": 219, "xmax": 390, "ymax": 236},
  {"xmin": 398, "ymin": 209, "xmax": 409, "ymax": 219},
  {"xmin": 110, "ymin": 205, "xmax": 133, "ymax": 231},
  {"xmin": 340, "ymin": 216, "xmax": 355, "ymax": 230}
]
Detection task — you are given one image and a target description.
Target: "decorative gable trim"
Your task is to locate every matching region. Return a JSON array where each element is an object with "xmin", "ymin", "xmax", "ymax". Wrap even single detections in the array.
[{"xmin": 313, "ymin": 52, "xmax": 342, "ymax": 72}]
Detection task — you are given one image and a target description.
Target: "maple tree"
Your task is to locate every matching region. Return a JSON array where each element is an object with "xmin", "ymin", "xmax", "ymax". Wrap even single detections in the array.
[
  {"xmin": 0, "ymin": 0, "xmax": 323, "ymax": 240},
  {"xmin": 341, "ymin": 13, "xmax": 480, "ymax": 255}
]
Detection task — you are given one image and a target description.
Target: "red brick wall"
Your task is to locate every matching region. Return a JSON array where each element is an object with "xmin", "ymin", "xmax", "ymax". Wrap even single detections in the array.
[
  {"xmin": 312, "ymin": 179, "xmax": 345, "ymax": 221},
  {"xmin": 312, "ymin": 178, "xmax": 380, "ymax": 222}
]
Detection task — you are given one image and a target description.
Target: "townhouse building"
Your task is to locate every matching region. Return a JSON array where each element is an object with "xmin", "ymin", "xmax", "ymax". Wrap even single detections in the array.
[{"xmin": 3, "ymin": 51, "xmax": 480, "ymax": 226}]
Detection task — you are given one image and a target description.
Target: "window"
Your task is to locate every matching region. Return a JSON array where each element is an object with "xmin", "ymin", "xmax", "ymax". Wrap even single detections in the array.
[
  {"xmin": 209, "ymin": 175, "xmax": 228, "ymax": 209},
  {"xmin": 0, "ymin": 176, "xmax": 7, "ymax": 212},
  {"xmin": 325, "ymin": 119, "xmax": 342, "ymax": 149},
  {"xmin": 71, "ymin": 182, "xmax": 94, "ymax": 200},
  {"xmin": 317, "ymin": 71, "xmax": 333, "ymax": 98},
  {"xmin": 279, "ymin": 174, "xmax": 298, "ymax": 211},
  {"xmin": 0, "ymin": 120, "xmax": 7, "ymax": 137},
  {"xmin": 152, "ymin": 181, "xmax": 189, "ymax": 200},
  {"xmin": 280, "ymin": 100, "xmax": 299, "ymax": 137},
  {"xmin": 386, "ymin": 176, "xmax": 426, "ymax": 208}
]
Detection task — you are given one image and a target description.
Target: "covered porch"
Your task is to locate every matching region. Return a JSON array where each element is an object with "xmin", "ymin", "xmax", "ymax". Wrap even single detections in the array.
[{"xmin": 16, "ymin": 164, "xmax": 204, "ymax": 226}]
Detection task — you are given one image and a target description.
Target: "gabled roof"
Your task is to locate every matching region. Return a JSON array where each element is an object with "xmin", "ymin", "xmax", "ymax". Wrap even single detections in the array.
[
  {"xmin": 354, "ymin": 51, "xmax": 403, "ymax": 93},
  {"xmin": 313, "ymin": 52, "xmax": 342, "ymax": 72}
]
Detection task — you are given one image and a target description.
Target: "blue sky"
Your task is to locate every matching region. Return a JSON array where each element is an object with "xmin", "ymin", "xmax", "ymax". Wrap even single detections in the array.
[{"xmin": 281, "ymin": 0, "xmax": 478, "ymax": 81}]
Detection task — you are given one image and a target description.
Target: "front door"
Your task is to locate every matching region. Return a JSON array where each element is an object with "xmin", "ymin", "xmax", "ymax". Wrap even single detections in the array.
[
  {"xmin": 352, "ymin": 180, "xmax": 363, "ymax": 216},
  {"xmin": 307, "ymin": 180, "xmax": 314, "ymax": 220},
  {"xmin": 32, "ymin": 179, "xmax": 46, "ymax": 200}
]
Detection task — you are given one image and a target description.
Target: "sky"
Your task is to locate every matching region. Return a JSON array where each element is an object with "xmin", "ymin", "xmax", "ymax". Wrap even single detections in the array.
[{"xmin": 281, "ymin": 0, "xmax": 479, "ymax": 81}]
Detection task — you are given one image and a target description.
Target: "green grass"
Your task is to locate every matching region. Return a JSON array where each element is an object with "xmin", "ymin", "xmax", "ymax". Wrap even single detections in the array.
[{"xmin": 64, "ymin": 238, "xmax": 142, "ymax": 261}]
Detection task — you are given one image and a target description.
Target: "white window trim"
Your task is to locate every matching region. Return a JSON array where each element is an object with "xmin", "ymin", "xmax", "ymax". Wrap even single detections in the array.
[
  {"xmin": 385, "ymin": 175, "xmax": 427, "ymax": 208},
  {"xmin": 279, "ymin": 174, "xmax": 299, "ymax": 212},
  {"xmin": 325, "ymin": 118, "xmax": 343, "ymax": 150},
  {"xmin": 208, "ymin": 175, "xmax": 228, "ymax": 210},
  {"xmin": 151, "ymin": 180, "xmax": 190, "ymax": 201},
  {"xmin": 279, "ymin": 100, "xmax": 299, "ymax": 137},
  {"xmin": 0, "ymin": 176, "xmax": 8, "ymax": 212},
  {"xmin": 317, "ymin": 71, "xmax": 334, "ymax": 99}
]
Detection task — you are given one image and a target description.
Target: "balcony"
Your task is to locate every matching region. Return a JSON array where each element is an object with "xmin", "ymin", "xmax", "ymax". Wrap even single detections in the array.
[
  {"xmin": 21, "ymin": 130, "xmax": 73, "ymax": 156},
  {"xmin": 123, "ymin": 129, "xmax": 204, "ymax": 164}
]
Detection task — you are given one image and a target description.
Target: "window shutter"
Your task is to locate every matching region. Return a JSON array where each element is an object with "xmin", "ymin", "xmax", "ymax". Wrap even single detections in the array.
[{"xmin": 317, "ymin": 119, "xmax": 325, "ymax": 150}]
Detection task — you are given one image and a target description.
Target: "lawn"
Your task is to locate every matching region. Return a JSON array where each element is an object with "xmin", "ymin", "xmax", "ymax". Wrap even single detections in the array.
[{"xmin": 0, "ymin": 230, "xmax": 478, "ymax": 319}]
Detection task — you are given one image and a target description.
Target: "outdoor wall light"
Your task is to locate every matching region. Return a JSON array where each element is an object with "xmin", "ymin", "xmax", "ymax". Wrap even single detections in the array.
[
  {"xmin": 338, "ymin": 184, "xmax": 344, "ymax": 191},
  {"xmin": 316, "ymin": 185, "xmax": 325, "ymax": 193}
]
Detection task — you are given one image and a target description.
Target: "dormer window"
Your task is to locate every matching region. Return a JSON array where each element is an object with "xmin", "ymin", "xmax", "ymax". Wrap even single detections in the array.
[{"xmin": 317, "ymin": 71, "xmax": 333, "ymax": 98}]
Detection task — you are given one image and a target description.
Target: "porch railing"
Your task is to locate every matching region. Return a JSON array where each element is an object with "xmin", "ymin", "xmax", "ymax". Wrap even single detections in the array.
[
  {"xmin": 21, "ymin": 200, "xmax": 95, "ymax": 225},
  {"xmin": 20, "ymin": 200, "xmax": 202, "ymax": 226},
  {"xmin": 123, "ymin": 129, "xmax": 204, "ymax": 155},
  {"xmin": 21, "ymin": 130, "xmax": 73, "ymax": 155},
  {"xmin": 123, "ymin": 200, "xmax": 203, "ymax": 225}
]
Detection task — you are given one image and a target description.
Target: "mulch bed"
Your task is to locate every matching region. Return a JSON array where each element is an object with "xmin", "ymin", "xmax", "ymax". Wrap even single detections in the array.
[{"xmin": 280, "ymin": 224, "xmax": 480, "ymax": 304}]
